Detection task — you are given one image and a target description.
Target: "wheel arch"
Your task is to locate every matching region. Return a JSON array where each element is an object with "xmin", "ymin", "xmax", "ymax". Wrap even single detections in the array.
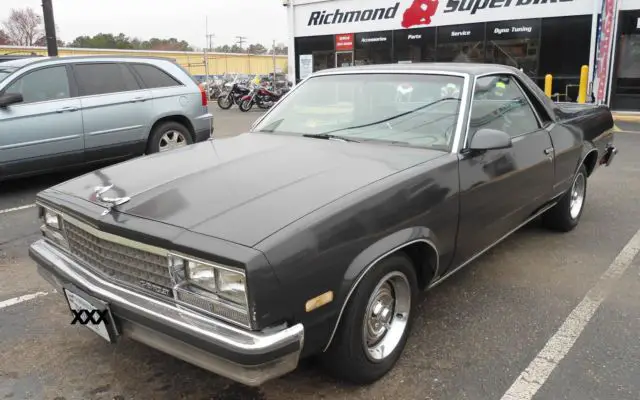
[
  {"xmin": 148, "ymin": 114, "xmax": 196, "ymax": 143},
  {"xmin": 322, "ymin": 227, "xmax": 440, "ymax": 352}
]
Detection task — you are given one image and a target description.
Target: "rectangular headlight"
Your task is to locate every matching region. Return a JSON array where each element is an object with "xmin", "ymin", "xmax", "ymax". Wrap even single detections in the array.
[
  {"xmin": 170, "ymin": 254, "xmax": 250, "ymax": 326},
  {"xmin": 43, "ymin": 208, "xmax": 61, "ymax": 230}
]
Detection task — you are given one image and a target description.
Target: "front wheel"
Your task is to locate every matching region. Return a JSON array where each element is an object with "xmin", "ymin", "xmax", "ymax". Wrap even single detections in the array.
[
  {"xmin": 542, "ymin": 163, "xmax": 588, "ymax": 232},
  {"xmin": 239, "ymin": 99, "xmax": 253, "ymax": 112},
  {"xmin": 217, "ymin": 94, "xmax": 233, "ymax": 110},
  {"xmin": 320, "ymin": 254, "xmax": 418, "ymax": 384}
]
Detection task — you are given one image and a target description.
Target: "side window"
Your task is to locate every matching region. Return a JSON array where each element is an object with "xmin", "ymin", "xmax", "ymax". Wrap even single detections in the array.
[
  {"xmin": 74, "ymin": 63, "xmax": 140, "ymax": 96},
  {"xmin": 130, "ymin": 64, "xmax": 182, "ymax": 88},
  {"xmin": 468, "ymin": 74, "xmax": 540, "ymax": 140},
  {"xmin": 4, "ymin": 66, "xmax": 70, "ymax": 104}
]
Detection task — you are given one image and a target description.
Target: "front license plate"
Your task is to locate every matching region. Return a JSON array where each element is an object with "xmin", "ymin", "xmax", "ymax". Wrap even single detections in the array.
[{"xmin": 63, "ymin": 287, "xmax": 116, "ymax": 343}]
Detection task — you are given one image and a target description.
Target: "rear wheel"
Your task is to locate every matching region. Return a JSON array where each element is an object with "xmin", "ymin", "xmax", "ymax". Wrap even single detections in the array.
[
  {"xmin": 542, "ymin": 164, "xmax": 588, "ymax": 232},
  {"xmin": 146, "ymin": 122, "xmax": 193, "ymax": 154},
  {"xmin": 321, "ymin": 254, "xmax": 418, "ymax": 384}
]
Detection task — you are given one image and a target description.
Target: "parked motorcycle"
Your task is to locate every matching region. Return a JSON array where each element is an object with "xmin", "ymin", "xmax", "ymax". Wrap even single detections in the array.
[
  {"xmin": 238, "ymin": 84, "xmax": 288, "ymax": 112},
  {"xmin": 217, "ymin": 81, "xmax": 251, "ymax": 109}
]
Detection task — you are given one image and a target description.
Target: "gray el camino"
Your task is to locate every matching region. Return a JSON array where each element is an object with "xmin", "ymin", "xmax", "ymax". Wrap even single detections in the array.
[{"xmin": 29, "ymin": 63, "xmax": 617, "ymax": 386}]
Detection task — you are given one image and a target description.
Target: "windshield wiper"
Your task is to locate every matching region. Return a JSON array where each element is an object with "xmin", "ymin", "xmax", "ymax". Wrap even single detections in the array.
[
  {"xmin": 302, "ymin": 133, "xmax": 360, "ymax": 143},
  {"xmin": 317, "ymin": 97, "xmax": 461, "ymax": 136}
]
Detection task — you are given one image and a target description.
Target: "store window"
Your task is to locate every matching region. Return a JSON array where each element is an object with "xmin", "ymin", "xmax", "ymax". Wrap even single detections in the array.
[
  {"xmin": 355, "ymin": 30, "xmax": 393, "ymax": 65},
  {"xmin": 394, "ymin": 28, "xmax": 436, "ymax": 63},
  {"xmin": 610, "ymin": 10, "xmax": 640, "ymax": 111},
  {"xmin": 294, "ymin": 35, "xmax": 335, "ymax": 82},
  {"xmin": 485, "ymin": 19, "xmax": 540, "ymax": 79},
  {"xmin": 538, "ymin": 15, "xmax": 591, "ymax": 101},
  {"xmin": 436, "ymin": 23, "xmax": 485, "ymax": 63}
]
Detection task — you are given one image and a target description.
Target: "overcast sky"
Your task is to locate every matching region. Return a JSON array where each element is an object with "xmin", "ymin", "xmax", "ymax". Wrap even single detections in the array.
[{"xmin": 0, "ymin": 0, "xmax": 289, "ymax": 48}]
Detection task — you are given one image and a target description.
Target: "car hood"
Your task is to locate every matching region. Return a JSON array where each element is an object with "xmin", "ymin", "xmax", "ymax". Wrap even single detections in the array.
[{"xmin": 51, "ymin": 133, "xmax": 444, "ymax": 247}]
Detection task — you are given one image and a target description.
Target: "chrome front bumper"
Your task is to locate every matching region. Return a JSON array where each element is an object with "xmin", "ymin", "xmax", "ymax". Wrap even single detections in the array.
[{"xmin": 29, "ymin": 239, "xmax": 304, "ymax": 387}]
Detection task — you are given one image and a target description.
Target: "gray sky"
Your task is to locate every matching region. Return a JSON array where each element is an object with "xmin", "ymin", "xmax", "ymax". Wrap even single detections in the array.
[{"xmin": 0, "ymin": 0, "xmax": 289, "ymax": 48}]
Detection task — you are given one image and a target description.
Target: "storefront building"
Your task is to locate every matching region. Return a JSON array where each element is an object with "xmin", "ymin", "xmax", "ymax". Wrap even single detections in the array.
[{"xmin": 285, "ymin": 0, "xmax": 640, "ymax": 111}]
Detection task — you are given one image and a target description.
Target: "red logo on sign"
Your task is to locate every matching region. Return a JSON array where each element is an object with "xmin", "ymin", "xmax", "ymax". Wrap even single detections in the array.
[
  {"xmin": 401, "ymin": 0, "xmax": 439, "ymax": 28},
  {"xmin": 335, "ymin": 33, "xmax": 354, "ymax": 51}
]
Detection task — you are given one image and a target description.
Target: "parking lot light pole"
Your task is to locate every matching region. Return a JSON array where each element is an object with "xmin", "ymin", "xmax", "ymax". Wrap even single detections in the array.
[{"xmin": 41, "ymin": 0, "xmax": 58, "ymax": 56}]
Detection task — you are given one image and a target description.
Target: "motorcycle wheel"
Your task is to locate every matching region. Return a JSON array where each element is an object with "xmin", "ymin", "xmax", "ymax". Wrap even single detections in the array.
[
  {"xmin": 217, "ymin": 95, "xmax": 233, "ymax": 110},
  {"xmin": 239, "ymin": 100, "xmax": 253, "ymax": 112}
]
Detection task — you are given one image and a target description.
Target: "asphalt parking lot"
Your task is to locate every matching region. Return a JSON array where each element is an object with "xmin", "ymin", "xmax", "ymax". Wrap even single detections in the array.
[{"xmin": 1, "ymin": 108, "xmax": 640, "ymax": 400}]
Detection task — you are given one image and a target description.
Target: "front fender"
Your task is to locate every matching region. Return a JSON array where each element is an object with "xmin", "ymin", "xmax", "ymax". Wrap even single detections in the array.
[{"xmin": 322, "ymin": 226, "xmax": 440, "ymax": 352}]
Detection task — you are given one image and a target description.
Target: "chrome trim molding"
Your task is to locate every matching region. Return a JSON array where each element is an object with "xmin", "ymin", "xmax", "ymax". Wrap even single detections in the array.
[
  {"xmin": 88, "ymin": 124, "xmax": 143, "ymax": 136},
  {"xmin": 322, "ymin": 238, "xmax": 439, "ymax": 352},
  {"xmin": 0, "ymin": 134, "xmax": 81, "ymax": 150},
  {"xmin": 426, "ymin": 201, "xmax": 558, "ymax": 290},
  {"xmin": 578, "ymin": 148, "xmax": 599, "ymax": 174}
]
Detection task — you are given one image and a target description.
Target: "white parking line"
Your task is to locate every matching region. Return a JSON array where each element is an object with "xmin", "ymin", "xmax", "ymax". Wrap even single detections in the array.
[
  {"xmin": 501, "ymin": 228, "xmax": 640, "ymax": 400},
  {"xmin": 0, "ymin": 291, "xmax": 50, "ymax": 310},
  {"xmin": 0, "ymin": 203, "xmax": 36, "ymax": 215}
]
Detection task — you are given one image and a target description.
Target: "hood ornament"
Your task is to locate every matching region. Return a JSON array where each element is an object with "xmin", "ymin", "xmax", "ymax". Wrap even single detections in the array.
[{"xmin": 93, "ymin": 185, "xmax": 131, "ymax": 216}]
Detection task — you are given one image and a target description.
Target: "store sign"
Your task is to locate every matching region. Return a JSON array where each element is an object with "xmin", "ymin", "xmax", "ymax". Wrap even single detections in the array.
[
  {"xmin": 437, "ymin": 23, "xmax": 484, "ymax": 42},
  {"xmin": 335, "ymin": 33, "xmax": 354, "ymax": 50},
  {"xmin": 486, "ymin": 19, "xmax": 540, "ymax": 40},
  {"xmin": 299, "ymin": 54, "xmax": 313, "ymax": 80},
  {"xmin": 295, "ymin": 0, "xmax": 591, "ymax": 36}
]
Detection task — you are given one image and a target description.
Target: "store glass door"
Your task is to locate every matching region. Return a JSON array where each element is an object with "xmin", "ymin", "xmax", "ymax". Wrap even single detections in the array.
[
  {"xmin": 336, "ymin": 51, "xmax": 354, "ymax": 68},
  {"xmin": 610, "ymin": 11, "xmax": 640, "ymax": 111}
]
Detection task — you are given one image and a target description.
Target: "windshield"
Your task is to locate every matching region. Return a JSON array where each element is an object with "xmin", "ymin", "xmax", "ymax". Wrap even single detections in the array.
[
  {"xmin": 252, "ymin": 73, "xmax": 465, "ymax": 151},
  {"xmin": 0, "ymin": 67, "xmax": 17, "ymax": 83}
]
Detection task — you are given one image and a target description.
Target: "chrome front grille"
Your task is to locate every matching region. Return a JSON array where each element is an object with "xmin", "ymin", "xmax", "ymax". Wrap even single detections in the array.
[{"xmin": 64, "ymin": 221, "xmax": 173, "ymax": 290}]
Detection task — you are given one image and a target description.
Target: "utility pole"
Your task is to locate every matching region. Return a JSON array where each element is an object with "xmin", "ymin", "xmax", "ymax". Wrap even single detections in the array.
[
  {"xmin": 235, "ymin": 36, "xmax": 247, "ymax": 50},
  {"xmin": 272, "ymin": 40, "xmax": 277, "ymax": 85},
  {"xmin": 41, "ymin": 0, "xmax": 58, "ymax": 56},
  {"xmin": 206, "ymin": 33, "xmax": 215, "ymax": 78},
  {"xmin": 204, "ymin": 17, "xmax": 210, "ymax": 85}
]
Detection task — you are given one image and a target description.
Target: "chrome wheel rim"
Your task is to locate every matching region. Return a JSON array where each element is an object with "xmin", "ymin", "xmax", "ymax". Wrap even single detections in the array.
[
  {"xmin": 362, "ymin": 271, "xmax": 411, "ymax": 362},
  {"xmin": 570, "ymin": 173, "xmax": 586, "ymax": 219},
  {"xmin": 159, "ymin": 130, "xmax": 187, "ymax": 152}
]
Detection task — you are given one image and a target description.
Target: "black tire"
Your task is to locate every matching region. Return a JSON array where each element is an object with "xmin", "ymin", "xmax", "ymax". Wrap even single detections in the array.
[
  {"xmin": 239, "ymin": 100, "xmax": 253, "ymax": 112},
  {"xmin": 542, "ymin": 164, "xmax": 588, "ymax": 232},
  {"xmin": 146, "ymin": 121, "xmax": 193, "ymax": 154},
  {"xmin": 217, "ymin": 94, "xmax": 233, "ymax": 110},
  {"xmin": 320, "ymin": 253, "xmax": 418, "ymax": 384}
]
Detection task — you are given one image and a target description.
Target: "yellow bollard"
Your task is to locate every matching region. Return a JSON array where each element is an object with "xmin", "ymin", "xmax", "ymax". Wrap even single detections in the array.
[
  {"xmin": 544, "ymin": 74, "xmax": 553, "ymax": 98},
  {"xmin": 577, "ymin": 65, "xmax": 588, "ymax": 103}
]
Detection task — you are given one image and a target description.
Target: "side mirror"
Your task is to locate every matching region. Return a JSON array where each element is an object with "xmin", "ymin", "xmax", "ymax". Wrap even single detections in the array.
[
  {"xmin": 0, "ymin": 93, "xmax": 23, "ymax": 108},
  {"xmin": 467, "ymin": 128, "xmax": 512, "ymax": 152}
]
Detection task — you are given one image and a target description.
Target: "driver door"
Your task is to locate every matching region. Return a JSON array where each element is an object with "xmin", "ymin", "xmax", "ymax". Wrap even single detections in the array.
[{"xmin": 452, "ymin": 73, "xmax": 555, "ymax": 267}]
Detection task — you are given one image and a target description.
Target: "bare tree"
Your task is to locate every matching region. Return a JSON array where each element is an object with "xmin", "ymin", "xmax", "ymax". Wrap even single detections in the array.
[
  {"xmin": 2, "ymin": 7, "xmax": 45, "ymax": 46},
  {"xmin": 0, "ymin": 29, "xmax": 10, "ymax": 45}
]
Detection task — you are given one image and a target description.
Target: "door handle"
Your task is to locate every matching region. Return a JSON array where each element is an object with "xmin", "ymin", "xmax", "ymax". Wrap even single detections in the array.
[
  {"xmin": 56, "ymin": 106, "xmax": 78, "ymax": 113},
  {"xmin": 129, "ymin": 96, "xmax": 146, "ymax": 103},
  {"xmin": 543, "ymin": 147, "xmax": 554, "ymax": 155}
]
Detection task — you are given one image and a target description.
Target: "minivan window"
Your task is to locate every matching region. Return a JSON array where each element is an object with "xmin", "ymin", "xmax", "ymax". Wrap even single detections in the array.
[
  {"xmin": 4, "ymin": 66, "xmax": 70, "ymax": 104},
  {"xmin": 74, "ymin": 63, "xmax": 140, "ymax": 96},
  {"xmin": 0, "ymin": 67, "xmax": 17, "ymax": 83},
  {"xmin": 131, "ymin": 63, "xmax": 182, "ymax": 88}
]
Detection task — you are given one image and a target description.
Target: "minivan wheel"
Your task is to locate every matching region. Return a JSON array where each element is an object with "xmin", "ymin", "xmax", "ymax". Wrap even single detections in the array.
[
  {"xmin": 320, "ymin": 254, "xmax": 418, "ymax": 384},
  {"xmin": 147, "ymin": 122, "xmax": 193, "ymax": 154}
]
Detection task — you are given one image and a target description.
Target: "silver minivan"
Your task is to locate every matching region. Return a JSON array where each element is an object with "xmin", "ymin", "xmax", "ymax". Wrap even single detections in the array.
[{"xmin": 0, "ymin": 56, "xmax": 213, "ymax": 180}]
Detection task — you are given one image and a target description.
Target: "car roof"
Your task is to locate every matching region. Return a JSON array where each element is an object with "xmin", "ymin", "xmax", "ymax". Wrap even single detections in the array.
[
  {"xmin": 314, "ymin": 62, "xmax": 519, "ymax": 77},
  {"xmin": 3, "ymin": 55, "xmax": 178, "ymax": 69},
  {"xmin": 0, "ymin": 57, "xmax": 47, "ymax": 68}
]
